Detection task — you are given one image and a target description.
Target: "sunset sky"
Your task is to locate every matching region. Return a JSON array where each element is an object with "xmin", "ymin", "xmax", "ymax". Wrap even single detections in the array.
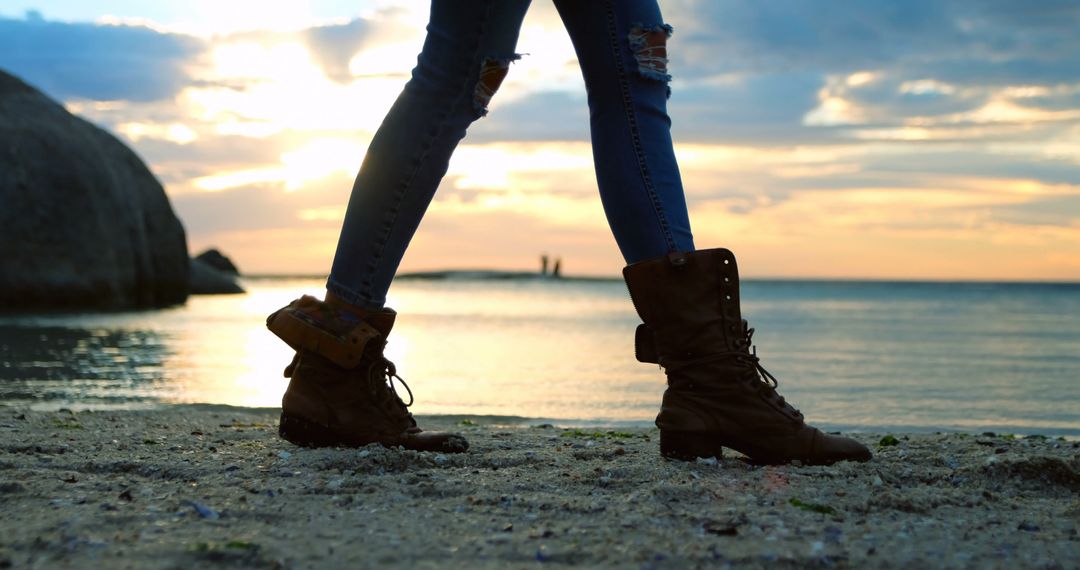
[{"xmin": 2, "ymin": 1, "xmax": 1078, "ymax": 280}]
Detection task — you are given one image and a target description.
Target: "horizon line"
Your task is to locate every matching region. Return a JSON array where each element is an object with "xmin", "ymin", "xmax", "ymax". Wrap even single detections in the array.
[{"xmin": 239, "ymin": 270, "xmax": 1080, "ymax": 286}]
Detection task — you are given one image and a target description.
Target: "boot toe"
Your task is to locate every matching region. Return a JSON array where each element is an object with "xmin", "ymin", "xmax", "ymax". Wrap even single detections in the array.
[
  {"xmin": 814, "ymin": 432, "xmax": 872, "ymax": 464},
  {"xmin": 402, "ymin": 431, "xmax": 470, "ymax": 453}
]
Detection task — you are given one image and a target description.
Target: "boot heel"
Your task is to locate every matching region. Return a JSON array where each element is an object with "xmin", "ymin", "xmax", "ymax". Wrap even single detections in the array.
[
  {"xmin": 279, "ymin": 412, "xmax": 338, "ymax": 448},
  {"xmin": 660, "ymin": 431, "xmax": 724, "ymax": 461}
]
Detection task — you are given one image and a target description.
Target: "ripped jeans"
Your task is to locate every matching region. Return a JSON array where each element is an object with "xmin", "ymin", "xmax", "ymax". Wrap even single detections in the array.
[{"xmin": 327, "ymin": 0, "xmax": 695, "ymax": 310}]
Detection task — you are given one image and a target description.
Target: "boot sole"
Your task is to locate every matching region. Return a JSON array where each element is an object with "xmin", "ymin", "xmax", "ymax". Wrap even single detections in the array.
[
  {"xmin": 279, "ymin": 412, "xmax": 356, "ymax": 448},
  {"xmin": 660, "ymin": 430, "xmax": 725, "ymax": 461},
  {"xmin": 278, "ymin": 412, "xmax": 470, "ymax": 453},
  {"xmin": 660, "ymin": 430, "xmax": 871, "ymax": 466}
]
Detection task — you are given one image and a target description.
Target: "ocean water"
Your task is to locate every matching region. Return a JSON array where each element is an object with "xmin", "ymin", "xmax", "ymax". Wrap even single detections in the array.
[{"xmin": 1, "ymin": 276, "xmax": 1077, "ymax": 436}]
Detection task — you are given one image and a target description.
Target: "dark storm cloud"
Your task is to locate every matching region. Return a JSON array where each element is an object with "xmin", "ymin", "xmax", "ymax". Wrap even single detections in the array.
[{"xmin": 0, "ymin": 10, "xmax": 205, "ymax": 102}]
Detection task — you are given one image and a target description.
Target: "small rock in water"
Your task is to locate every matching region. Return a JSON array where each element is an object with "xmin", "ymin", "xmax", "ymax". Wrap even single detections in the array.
[
  {"xmin": 871, "ymin": 475, "xmax": 883, "ymax": 487},
  {"xmin": 433, "ymin": 454, "xmax": 450, "ymax": 466},
  {"xmin": 1017, "ymin": 521, "xmax": 1040, "ymax": 532},
  {"xmin": 357, "ymin": 450, "xmax": 371, "ymax": 459},
  {"xmin": 277, "ymin": 450, "xmax": 292, "ymax": 460},
  {"xmin": 696, "ymin": 456, "xmax": 719, "ymax": 466}
]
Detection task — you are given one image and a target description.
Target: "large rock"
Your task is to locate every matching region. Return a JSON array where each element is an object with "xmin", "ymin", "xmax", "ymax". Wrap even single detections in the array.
[
  {"xmin": 189, "ymin": 257, "xmax": 245, "ymax": 295},
  {"xmin": 0, "ymin": 70, "xmax": 189, "ymax": 311},
  {"xmin": 189, "ymin": 248, "xmax": 244, "ymax": 295},
  {"xmin": 194, "ymin": 248, "xmax": 240, "ymax": 275}
]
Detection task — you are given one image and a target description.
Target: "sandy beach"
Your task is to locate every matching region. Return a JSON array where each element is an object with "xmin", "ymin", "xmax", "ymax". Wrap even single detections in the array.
[{"xmin": 0, "ymin": 406, "xmax": 1076, "ymax": 569}]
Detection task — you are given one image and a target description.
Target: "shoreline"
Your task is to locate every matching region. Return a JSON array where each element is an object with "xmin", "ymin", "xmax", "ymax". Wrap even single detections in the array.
[
  {"xmin": 1, "ymin": 406, "xmax": 1077, "ymax": 568},
  {"xmin": 8, "ymin": 403, "xmax": 1080, "ymax": 440}
]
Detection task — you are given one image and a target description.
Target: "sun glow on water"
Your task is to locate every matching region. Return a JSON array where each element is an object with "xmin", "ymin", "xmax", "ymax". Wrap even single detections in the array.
[{"xmin": 2, "ymin": 278, "xmax": 1077, "ymax": 435}]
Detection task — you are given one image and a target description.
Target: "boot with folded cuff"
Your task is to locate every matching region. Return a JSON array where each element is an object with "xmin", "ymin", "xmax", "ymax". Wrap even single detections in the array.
[
  {"xmin": 266, "ymin": 295, "xmax": 468, "ymax": 453},
  {"xmin": 624, "ymin": 248, "xmax": 871, "ymax": 465}
]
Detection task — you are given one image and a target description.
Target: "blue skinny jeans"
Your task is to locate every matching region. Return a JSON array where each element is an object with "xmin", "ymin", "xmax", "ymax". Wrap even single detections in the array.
[{"xmin": 327, "ymin": 0, "xmax": 695, "ymax": 310}]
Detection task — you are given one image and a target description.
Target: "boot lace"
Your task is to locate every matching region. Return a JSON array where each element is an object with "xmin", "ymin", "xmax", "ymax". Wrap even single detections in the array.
[
  {"xmin": 283, "ymin": 346, "xmax": 418, "ymax": 428},
  {"xmin": 367, "ymin": 355, "xmax": 417, "ymax": 427},
  {"xmin": 732, "ymin": 323, "xmax": 803, "ymax": 420},
  {"xmin": 665, "ymin": 321, "xmax": 803, "ymax": 420}
]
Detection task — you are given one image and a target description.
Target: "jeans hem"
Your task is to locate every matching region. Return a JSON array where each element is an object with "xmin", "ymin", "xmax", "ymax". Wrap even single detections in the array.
[{"xmin": 325, "ymin": 279, "xmax": 386, "ymax": 312}]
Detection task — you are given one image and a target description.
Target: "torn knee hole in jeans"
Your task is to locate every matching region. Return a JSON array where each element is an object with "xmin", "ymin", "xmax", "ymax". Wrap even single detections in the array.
[
  {"xmin": 629, "ymin": 23, "xmax": 673, "ymax": 96},
  {"xmin": 473, "ymin": 55, "xmax": 521, "ymax": 117}
]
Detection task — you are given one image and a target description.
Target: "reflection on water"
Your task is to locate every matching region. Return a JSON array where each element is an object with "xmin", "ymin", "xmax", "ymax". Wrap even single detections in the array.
[
  {"xmin": 1, "ymin": 277, "xmax": 1078, "ymax": 436},
  {"xmin": 0, "ymin": 326, "xmax": 171, "ymax": 408}
]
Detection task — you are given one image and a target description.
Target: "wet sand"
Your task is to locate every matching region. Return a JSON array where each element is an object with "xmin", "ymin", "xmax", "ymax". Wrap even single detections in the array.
[{"xmin": 0, "ymin": 406, "xmax": 1076, "ymax": 569}]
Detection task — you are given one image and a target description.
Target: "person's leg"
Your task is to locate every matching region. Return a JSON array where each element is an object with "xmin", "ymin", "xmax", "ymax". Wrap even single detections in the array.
[
  {"xmin": 268, "ymin": 1, "xmax": 532, "ymax": 452},
  {"xmin": 556, "ymin": 0, "xmax": 870, "ymax": 465},
  {"xmin": 552, "ymin": 0, "xmax": 694, "ymax": 264},
  {"xmin": 327, "ymin": 0, "xmax": 532, "ymax": 312}
]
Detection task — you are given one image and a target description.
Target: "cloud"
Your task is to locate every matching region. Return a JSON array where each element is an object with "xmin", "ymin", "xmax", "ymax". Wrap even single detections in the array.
[
  {"xmin": 7, "ymin": 1, "xmax": 1077, "ymax": 279},
  {"xmin": 989, "ymin": 194, "xmax": 1080, "ymax": 227},
  {"xmin": 668, "ymin": 0, "xmax": 957, "ymax": 76},
  {"xmin": 171, "ymin": 171, "xmax": 353, "ymax": 235},
  {"xmin": 129, "ymin": 133, "xmax": 292, "ymax": 186},
  {"xmin": 667, "ymin": 0, "xmax": 1080, "ymax": 79},
  {"xmin": 0, "ymin": 11, "xmax": 205, "ymax": 102},
  {"xmin": 464, "ymin": 0, "xmax": 1080, "ymax": 148},
  {"xmin": 467, "ymin": 90, "xmax": 590, "ymax": 143},
  {"xmin": 303, "ymin": 18, "xmax": 372, "ymax": 82}
]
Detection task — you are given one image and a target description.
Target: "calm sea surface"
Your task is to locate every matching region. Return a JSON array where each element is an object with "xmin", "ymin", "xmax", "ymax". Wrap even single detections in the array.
[{"xmin": 1, "ymin": 277, "xmax": 1077, "ymax": 436}]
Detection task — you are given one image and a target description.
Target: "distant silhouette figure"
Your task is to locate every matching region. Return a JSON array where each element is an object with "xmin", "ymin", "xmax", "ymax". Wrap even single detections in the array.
[
  {"xmin": 540, "ymin": 254, "xmax": 549, "ymax": 276},
  {"xmin": 552, "ymin": 258, "xmax": 562, "ymax": 278},
  {"xmin": 265, "ymin": 0, "xmax": 872, "ymax": 466}
]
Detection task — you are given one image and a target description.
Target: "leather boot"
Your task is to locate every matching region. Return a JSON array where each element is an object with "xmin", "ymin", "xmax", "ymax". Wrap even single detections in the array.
[
  {"xmin": 624, "ymin": 249, "xmax": 871, "ymax": 465},
  {"xmin": 266, "ymin": 295, "xmax": 468, "ymax": 453}
]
